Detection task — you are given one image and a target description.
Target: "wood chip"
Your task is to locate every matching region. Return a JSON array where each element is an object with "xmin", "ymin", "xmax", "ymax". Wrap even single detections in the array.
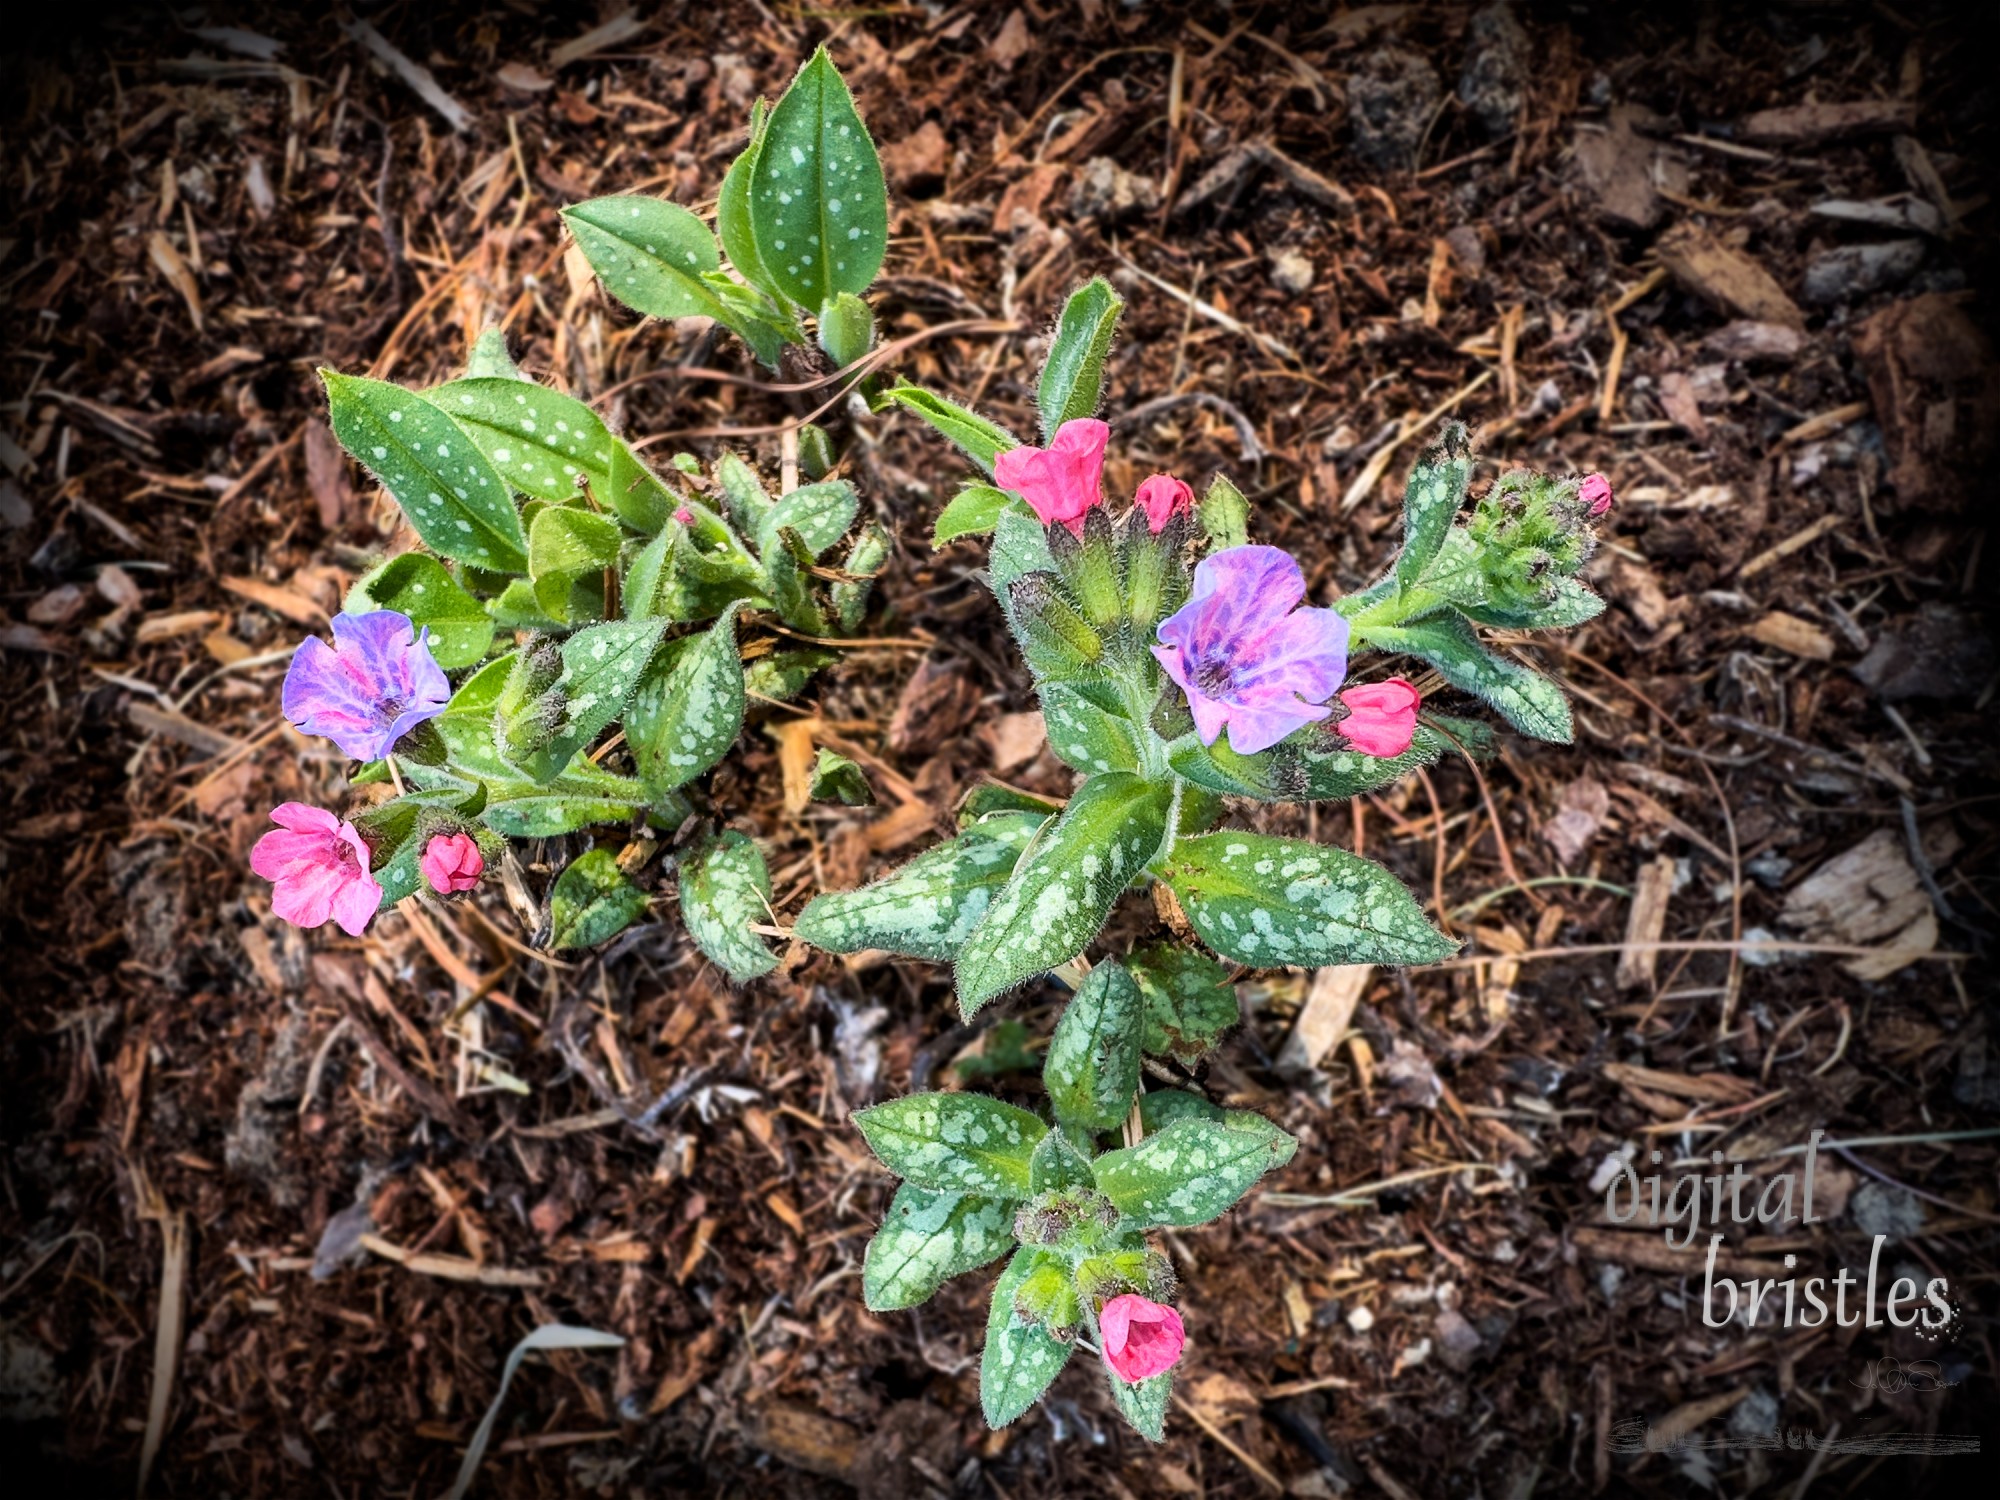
[
  {"xmin": 1656, "ymin": 223, "xmax": 1804, "ymax": 331},
  {"xmin": 1780, "ymin": 825, "xmax": 1958, "ymax": 978},
  {"xmin": 147, "ymin": 231, "xmax": 203, "ymax": 332},
  {"xmin": 1616, "ymin": 856, "xmax": 1677, "ymax": 989},
  {"xmin": 128, "ymin": 702, "xmax": 249, "ymax": 758},
  {"xmin": 1276, "ymin": 964, "xmax": 1372, "ymax": 1075},
  {"xmin": 1738, "ymin": 99, "xmax": 1916, "ymax": 146},
  {"xmin": 221, "ymin": 574, "xmax": 328, "ymax": 625},
  {"xmin": 1737, "ymin": 513, "xmax": 1843, "ymax": 579},
  {"xmin": 1573, "ymin": 1227, "xmax": 1790, "ymax": 1280},
  {"xmin": 1746, "ymin": 611, "xmax": 1836, "ymax": 661},
  {"xmin": 548, "ymin": 9, "xmax": 649, "ymax": 70},
  {"xmin": 358, "ymin": 1233, "xmax": 544, "ymax": 1286},
  {"xmin": 344, "ymin": 19, "xmax": 473, "ymax": 133}
]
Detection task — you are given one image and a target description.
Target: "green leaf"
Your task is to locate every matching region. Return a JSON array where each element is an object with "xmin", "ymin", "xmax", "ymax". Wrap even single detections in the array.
[
  {"xmin": 1167, "ymin": 723, "xmax": 1446, "ymax": 802},
  {"xmin": 742, "ymin": 646, "xmax": 836, "ymax": 700},
  {"xmin": 1137, "ymin": 1088, "xmax": 1225, "ymax": 1133},
  {"xmin": 817, "ymin": 290, "xmax": 874, "ymax": 367},
  {"xmin": 1363, "ymin": 614, "xmax": 1573, "ymax": 743},
  {"xmin": 1455, "ymin": 575, "xmax": 1606, "ymax": 631},
  {"xmin": 834, "ymin": 518, "xmax": 889, "ymax": 633},
  {"xmin": 1043, "ymin": 960, "xmax": 1143, "ymax": 1133},
  {"xmin": 798, "ymin": 420, "xmax": 837, "ymax": 480},
  {"xmin": 760, "ymin": 480, "xmax": 856, "ymax": 560},
  {"xmin": 679, "ymin": 831, "xmax": 778, "ymax": 982},
  {"xmin": 521, "ymin": 619, "xmax": 668, "ymax": 780},
  {"xmin": 809, "ymin": 747, "xmax": 873, "ymax": 805},
  {"xmin": 883, "ymin": 383, "xmax": 1018, "ymax": 478},
  {"xmin": 981, "ymin": 1248, "xmax": 1075, "ymax": 1427},
  {"xmin": 1028, "ymin": 1129, "xmax": 1098, "ymax": 1193},
  {"xmin": 548, "ymin": 847, "xmax": 652, "ymax": 950},
  {"xmin": 959, "ymin": 783, "xmax": 1063, "ymax": 822},
  {"xmin": 528, "ymin": 505, "xmax": 622, "ymax": 622},
  {"xmin": 862, "ymin": 1185, "xmax": 1016, "ymax": 1312},
  {"xmin": 1396, "ymin": 421, "xmax": 1472, "ymax": 594},
  {"xmin": 430, "ymin": 378, "xmax": 617, "ymax": 503},
  {"xmin": 793, "ymin": 813, "xmax": 1043, "ymax": 961},
  {"xmin": 989, "ymin": 500, "xmax": 1057, "ymax": 590},
  {"xmin": 1090, "ymin": 1115, "xmax": 1296, "ymax": 1228},
  {"xmin": 955, "ymin": 773, "xmax": 1174, "ymax": 1017},
  {"xmin": 1198, "ymin": 474, "xmax": 1249, "ymax": 552},
  {"xmin": 622, "ymin": 506, "xmax": 769, "ymax": 623},
  {"xmin": 1038, "ymin": 682, "xmax": 1141, "ymax": 775},
  {"xmin": 933, "ymin": 483, "xmax": 1010, "ymax": 547},
  {"xmin": 371, "ymin": 831, "xmax": 429, "ymax": 907},
  {"xmin": 1106, "ymin": 1366, "xmax": 1172, "ymax": 1443},
  {"xmin": 758, "ymin": 524, "xmax": 828, "ymax": 633},
  {"xmin": 465, "ymin": 326, "xmax": 526, "ymax": 381},
  {"xmin": 747, "ymin": 45, "xmax": 888, "ymax": 310},
  {"xmin": 603, "ymin": 440, "xmax": 676, "ymax": 536},
  {"xmin": 488, "ymin": 577, "xmax": 565, "ymax": 632},
  {"xmin": 320, "ymin": 371, "xmax": 525, "ymax": 572},
  {"xmin": 704, "ymin": 276, "xmax": 801, "ymax": 368},
  {"xmin": 714, "ymin": 451, "xmax": 774, "ymax": 537},
  {"xmin": 1037, "ymin": 277, "xmax": 1123, "ymax": 441},
  {"xmin": 1163, "ymin": 831, "xmax": 1457, "ymax": 969},
  {"xmin": 1127, "ymin": 945, "xmax": 1238, "ymax": 1061},
  {"xmin": 626, "ymin": 603, "xmax": 745, "ymax": 799},
  {"xmin": 562, "ymin": 195, "xmax": 729, "ymax": 323},
  {"xmin": 478, "ymin": 772, "xmax": 649, "ymax": 837},
  {"xmin": 718, "ymin": 97, "xmax": 782, "ymax": 305},
  {"xmin": 851, "ymin": 1092, "xmax": 1048, "ymax": 1196},
  {"xmin": 346, "ymin": 554, "xmax": 493, "ymax": 669}
]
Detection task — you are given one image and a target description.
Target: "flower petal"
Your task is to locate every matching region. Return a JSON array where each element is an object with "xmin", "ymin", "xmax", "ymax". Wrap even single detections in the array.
[
  {"xmin": 1222, "ymin": 698, "xmax": 1327, "ymax": 756},
  {"xmin": 1230, "ymin": 603, "xmax": 1350, "ymax": 706}
]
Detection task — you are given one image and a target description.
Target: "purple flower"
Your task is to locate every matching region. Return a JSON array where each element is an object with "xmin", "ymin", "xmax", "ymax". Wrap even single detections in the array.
[
  {"xmin": 1153, "ymin": 545, "xmax": 1350, "ymax": 756},
  {"xmin": 283, "ymin": 610, "xmax": 450, "ymax": 761}
]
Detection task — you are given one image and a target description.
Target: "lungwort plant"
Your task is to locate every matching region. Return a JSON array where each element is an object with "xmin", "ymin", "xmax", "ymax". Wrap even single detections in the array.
[
  {"xmin": 252, "ymin": 323, "xmax": 888, "ymax": 975},
  {"xmin": 254, "ymin": 47, "xmax": 895, "ymax": 970},
  {"xmin": 811, "ymin": 281, "xmax": 1610, "ymax": 1436}
]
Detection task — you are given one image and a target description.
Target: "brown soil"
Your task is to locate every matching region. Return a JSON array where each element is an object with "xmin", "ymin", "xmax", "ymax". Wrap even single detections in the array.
[{"xmin": 3, "ymin": 4, "xmax": 1997, "ymax": 1497}]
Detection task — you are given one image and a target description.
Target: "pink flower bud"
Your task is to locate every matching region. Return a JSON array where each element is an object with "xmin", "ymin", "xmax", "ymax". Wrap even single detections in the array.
[
  {"xmin": 250, "ymin": 803, "xmax": 383, "ymax": 936},
  {"xmin": 421, "ymin": 832, "xmax": 484, "ymax": 894},
  {"xmin": 1099, "ymin": 1294, "xmax": 1186, "ymax": 1383},
  {"xmin": 673, "ymin": 505, "xmax": 695, "ymax": 526},
  {"xmin": 993, "ymin": 418, "xmax": 1109, "ymax": 533},
  {"xmin": 1338, "ymin": 678, "xmax": 1420, "ymax": 758},
  {"xmin": 1134, "ymin": 473, "xmax": 1194, "ymax": 533},
  {"xmin": 1580, "ymin": 472, "xmax": 1614, "ymax": 518}
]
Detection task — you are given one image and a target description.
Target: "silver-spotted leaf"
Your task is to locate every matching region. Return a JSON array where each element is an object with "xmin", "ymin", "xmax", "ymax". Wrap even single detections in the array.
[
  {"xmin": 346, "ymin": 554, "xmax": 493, "ymax": 669},
  {"xmin": 562, "ymin": 195, "xmax": 728, "ymax": 322},
  {"xmin": 679, "ymin": 831, "xmax": 777, "ymax": 982},
  {"xmin": 626, "ymin": 603, "xmax": 745, "ymax": 799},
  {"xmin": 1090, "ymin": 1115, "xmax": 1296, "ymax": 1229},
  {"xmin": 851, "ymin": 1092, "xmax": 1048, "ymax": 1197},
  {"xmin": 862, "ymin": 1185, "xmax": 1017, "ymax": 1311},
  {"xmin": 321, "ymin": 371, "xmax": 525, "ymax": 571},
  {"xmin": 548, "ymin": 847, "xmax": 651, "ymax": 951},
  {"xmin": 1043, "ymin": 960, "xmax": 1142, "ymax": 1133},
  {"xmin": 429, "ymin": 378, "xmax": 617, "ymax": 502},
  {"xmin": 980, "ymin": 1247, "xmax": 1076, "ymax": 1427},
  {"xmin": 1163, "ymin": 831, "xmax": 1457, "ymax": 969}
]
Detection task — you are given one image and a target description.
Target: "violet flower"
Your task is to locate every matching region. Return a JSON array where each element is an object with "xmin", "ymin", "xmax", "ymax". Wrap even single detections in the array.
[
  {"xmin": 283, "ymin": 610, "xmax": 450, "ymax": 762},
  {"xmin": 993, "ymin": 418, "xmax": 1109, "ymax": 532},
  {"xmin": 1153, "ymin": 545, "xmax": 1350, "ymax": 756},
  {"xmin": 250, "ymin": 803, "xmax": 383, "ymax": 936},
  {"xmin": 1099, "ymin": 1294, "xmax": 1186, "ymax": 1383}
]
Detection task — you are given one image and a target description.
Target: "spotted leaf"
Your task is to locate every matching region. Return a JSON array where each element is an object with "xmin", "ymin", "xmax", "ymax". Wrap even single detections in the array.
[
  {"xmin": 852, "ymin": 1092, "xmax": 1048, "ymax": 1197},
  {"xmin": 429, "ymin": 378, "xmax": 617, "ymax": 503},
  {"xmin": 862, "ymin": 1185, "xmax": 1017, "ymax": 1311},
  {"xmin": 626, "ymin": 602, "xmax": 745, "ymax": 800},
  {"xmin": 1089, "ymin": 1115, "xmax": 1296, "ymax": 1229},
  {"xmin": 1163, "ymin": 831, "xmax": 1457, "ymax": 969},
  {"xmin": 980, "ymin": 1247, "xmax": 1076, "ymax": 1428},
  {"xmin": 679, "ymin": 831, "xmax": 777, "ymax": 982},
  {"xmin": 321, "ymin": 371, "xmax": 525, "ymax": 572}
]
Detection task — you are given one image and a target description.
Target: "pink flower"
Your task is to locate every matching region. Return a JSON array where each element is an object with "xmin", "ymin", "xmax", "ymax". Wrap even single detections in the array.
[
  {"xmin": 1154, "ymin": 545, "xmax": 1351, "ymax": 756},
  {"xmin": 1134, "ymin": 473, "xmax": 1194, "ymax": 533},
  {"xmin": 1338, "ymin": 678, "xmax": 1421, "ymax": 757},
  {"xmin": 250, "ymin": 803, "xmax": 382, "ymax": 936},
  {"xmin": 993, "ymin": 418, "xmax": 1109, "ymax": 533},
  {"xmin": 1099, "ymin": 1294, "xmax": 1186, "ymax": 1383},
  {"xmin": 673, "ymin": 505, "xmax": 694, "ymax": 526},
  {"xmin": 421, "ymin": 832, "xmax": 484, "ymax": 894},
  {"xmin": 1580, "ymin": 472, "xmax": 1614, "ymax": 518}
]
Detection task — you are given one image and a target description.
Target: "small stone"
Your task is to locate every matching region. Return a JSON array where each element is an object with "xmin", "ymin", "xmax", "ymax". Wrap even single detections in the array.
[
  {"xmin": 1851, "ymin": 1180, "xmax": 1926, "ymax": 1242},
  {"xmin": 1458, "ymin": 3, "xmax": 1529, "ymax": 137},
  {"xmin": 1347, "ymin": 48, "xmax": 1442, "ymax": 172},
  {"xmin": 1435, "ymin": 1307, "xmax": 1483, "ymax": 1372},
  {"xmin": 1346, "ymin": 1305, "xmax": 1375, "ymax": 1334},
  {"xmin": 1445, "ymin": 223, "xmax": 1486, "ymax": 273},
  {"xmin": 1730, "ymin": 1386, "xmax": 1781, "ymax": 1439},
  {"xmin": 1701, "ymin": 320, "xmax": 1808, "ymax": 363},
  {"xmin": 1802, "ymin": 239, "xmax": 1926, "ymax": 306},
  {"xmin": 1268, "ymin": 248, "xmax": 1315, "ymax": 295},
  {"xmin": 1068, "ymin": 156, "xmax": 1161, "ymax": 226}
]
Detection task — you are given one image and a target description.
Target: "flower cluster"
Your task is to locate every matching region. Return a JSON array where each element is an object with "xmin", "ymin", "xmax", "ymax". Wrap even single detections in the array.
[{"xmin": 252, "ymin": 610, "xmax": 487, "ymax": 935}]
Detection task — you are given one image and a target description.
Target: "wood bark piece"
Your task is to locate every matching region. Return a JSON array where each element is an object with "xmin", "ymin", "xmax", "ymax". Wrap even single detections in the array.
[
  {"xmin": 1276, "ymin": 964, "xmax": 1373, "ymax": 1075},
  {"xmin": 1738, "ymin": 99, "xmax": 1916, "ymax": 145},
  {"xmin": 1852, "ymin": 293, "xmax": 2000, "ymax": 511},
  {"xmin": 1616, "ymin": 856, "xmax": 1678, "ymax": 989},
  {"xmin": 1656, "ymin": 223, "xmax": 1805, "ymax": 331}
]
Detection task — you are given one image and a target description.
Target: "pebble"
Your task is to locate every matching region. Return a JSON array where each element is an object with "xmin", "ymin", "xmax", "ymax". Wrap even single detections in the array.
[{"xmin": 1269, "ymin": 248, "xmax": 1315, "ymax": 295}]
